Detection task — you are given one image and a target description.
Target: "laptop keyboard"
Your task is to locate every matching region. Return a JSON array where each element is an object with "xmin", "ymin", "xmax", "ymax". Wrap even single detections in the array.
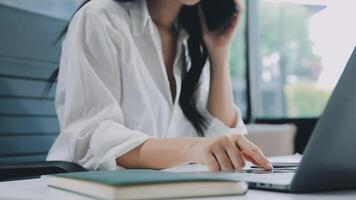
[
  {"xmin": 183, "ymin": 169, "xmax": 295, "ymax": 185},
  {"xmin": 231, "ymin": 169, "xmax": 295, "ymax": 185}
]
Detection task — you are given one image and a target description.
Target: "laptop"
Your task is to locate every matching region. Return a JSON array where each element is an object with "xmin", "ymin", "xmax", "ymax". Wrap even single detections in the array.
[
  {"xmin": 233, "ymin": 47, "xmax": 356, "ymax": 193},
  {"xmin": 185, "ymin": 48, "xmax": 356, "ymax": 193}
]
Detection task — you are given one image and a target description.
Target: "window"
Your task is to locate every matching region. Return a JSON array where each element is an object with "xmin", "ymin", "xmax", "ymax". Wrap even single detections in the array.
[
  {"xmin": 249, "ymin": 0, "xmax": 356, "ymax": 119},
  {"xmin": 230, "ymin": 0, "xmax": 248, "ymax": 120}
]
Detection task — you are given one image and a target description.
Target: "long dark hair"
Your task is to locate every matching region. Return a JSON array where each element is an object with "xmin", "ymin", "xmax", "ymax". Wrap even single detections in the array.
[{"xmin": 48, "ymin": 0, "xmax": 209, "ymax": 136}]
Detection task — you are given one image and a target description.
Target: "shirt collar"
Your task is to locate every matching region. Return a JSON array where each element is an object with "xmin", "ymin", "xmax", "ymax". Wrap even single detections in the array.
[
  {"xmin": 128, "ymin": 0, "xmax": 190, "ymax": 43},
  {"xmin": 128, "ymin": 0, "xmax": 150, "ymax": 37}
]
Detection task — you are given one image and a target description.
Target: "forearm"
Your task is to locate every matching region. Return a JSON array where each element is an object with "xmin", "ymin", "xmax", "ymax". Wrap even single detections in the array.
[
  {"xmin": 117, "ymin": 134, "xmax": 272, "ymax": 171},
  {"xmin": 116, "ymin": 138, "xmax": 201, "ymax": 169},
  {"xmin": 207, "ymin": 52, "xmax": 237, "ymax": 128}
]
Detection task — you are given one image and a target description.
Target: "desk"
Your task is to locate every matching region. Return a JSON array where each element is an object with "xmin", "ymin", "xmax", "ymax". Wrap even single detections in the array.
[{"xmin": 1, "ymin": 156, "xmax": 355, "ymax": 200}]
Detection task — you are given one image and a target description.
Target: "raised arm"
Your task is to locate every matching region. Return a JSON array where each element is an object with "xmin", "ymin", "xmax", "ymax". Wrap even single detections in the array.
[{"xmin": 199, "ymin": 1, "xmax": 244, "ymax": 128}]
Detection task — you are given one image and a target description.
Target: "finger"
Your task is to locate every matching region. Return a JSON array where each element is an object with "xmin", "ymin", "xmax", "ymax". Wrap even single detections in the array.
[
  {"xmin": 232, "ymin": 0, "xmax": 243, "ymax": 27},
  {"xmin": 233, "ymin": 135, "xmax": 273, "ymax": 170},
  {"xmin": 237, "ymin": 137, "xmax": 271, "ymax": 169},
  {"xmin": 231, "ymin": 0, "xmax": 243, "ymax": 16},
  {"xmin": 223, "ymin": 13, "xmax": 239, "ymax": 36},
  {"xmin": 231, "ymin": 12, "xmax": 240, "ymax": 27},
  {"xmin": 225, "ymin": 142, "xmax": 245, "ymax": 170},
  {"xmin": 223, "ymin": 6, "xmax": 241, "ymax": 36},
  {"xmin": 234, "ymin": 0, "xmax": 243, "ymax": 12},
  {"xmin": 213, "ymin": 148, "xmax": 234, "ymax": 171},
  {"xmin": 197, "ymin": 5, "xmax": 208, "ymax": 33},
  {"xmin": 206, "ymin": 153, "xmax": 220, "ymax": 171},
  {"xmin": 242, "ymin": 152, "xmax": 259, "ymax": 166}
]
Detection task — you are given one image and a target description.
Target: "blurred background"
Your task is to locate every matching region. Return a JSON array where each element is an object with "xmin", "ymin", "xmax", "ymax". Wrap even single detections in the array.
[
  {"xmin": 231, "ymin": 0, "xmax": 356, "ymax": 120},
  {"xmin": 0, "ymin": 0, "xmax": 355, "ymax": 163},
  {"xmin": 230, "ymin": 0, "xmax": 356, "ymax": 152}
]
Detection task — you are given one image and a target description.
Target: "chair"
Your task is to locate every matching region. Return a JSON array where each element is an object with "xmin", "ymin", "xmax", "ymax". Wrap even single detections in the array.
[
  {"xmin": 246, "ymin": 124, "xmax": 297, "ymax": 156},
  {"xmin": 0, "ymin": 1, "xmax": 87, "ymax": 181}
]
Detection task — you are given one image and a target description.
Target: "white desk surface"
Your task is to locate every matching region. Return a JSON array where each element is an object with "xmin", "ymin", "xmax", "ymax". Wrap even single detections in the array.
[{"xmin": 1, "ymin": 155, "xmax": 355, "ymax": 200}]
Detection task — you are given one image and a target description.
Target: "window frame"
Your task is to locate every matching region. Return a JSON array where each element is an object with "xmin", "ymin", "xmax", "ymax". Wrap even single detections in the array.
[{"xmin": 243, "ymin": 0, "xmax": 319, "ymax": 153}]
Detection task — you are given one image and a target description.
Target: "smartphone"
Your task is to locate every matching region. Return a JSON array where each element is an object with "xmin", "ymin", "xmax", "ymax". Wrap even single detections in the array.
[{"xmin": 201, "ymin": 0, "xmax": 238, "ymax": 31}]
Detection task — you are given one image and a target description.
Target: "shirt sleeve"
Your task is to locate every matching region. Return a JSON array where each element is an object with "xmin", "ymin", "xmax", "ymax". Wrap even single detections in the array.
[
  {"xmin": 197, "ymin": 62, "xmax": 248, "ymax": 138},
  {"xmin": 203, "ymin": 105, "xmax": 248, "ymax": 137},
  {"xmin": 51, "ymin": 7, "xmax": 150, "ymax": 170}
]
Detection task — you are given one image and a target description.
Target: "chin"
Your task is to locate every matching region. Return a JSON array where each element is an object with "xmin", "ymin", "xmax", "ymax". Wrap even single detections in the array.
[{"xmin": 179, "ymin": 0, "xmax": 201, "ymax": 6}]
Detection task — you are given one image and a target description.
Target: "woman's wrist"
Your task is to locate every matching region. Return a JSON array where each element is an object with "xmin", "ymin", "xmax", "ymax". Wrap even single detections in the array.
[
  {"xmin": 185, "ymin": 138, "xmax": 206, "ymax": 164},
  {"xmin": 208, "ymin": 48, "xmax": 231, "ymax": 71},
  {"xmin": 209, "ymin": 56, "xmax": 231, "ymax": 81}
]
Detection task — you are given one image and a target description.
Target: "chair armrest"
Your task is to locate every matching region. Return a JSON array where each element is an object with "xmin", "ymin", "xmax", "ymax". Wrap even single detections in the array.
[{"xmin": 0, "ymin": 161, "xmax": 87, "ymax": 182}]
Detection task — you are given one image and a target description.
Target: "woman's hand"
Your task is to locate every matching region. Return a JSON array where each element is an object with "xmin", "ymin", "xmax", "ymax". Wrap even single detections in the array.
[
  {"xmin": 198, "ymin": 0, "xmax": 243, "ymax": 59},
  {"xmin": 199, "ymin": 0, "xmax": 242, "ymax": 53},
  {"xmin": 190, "ymin": 134, "xmax": 273, "ymax": 171}
]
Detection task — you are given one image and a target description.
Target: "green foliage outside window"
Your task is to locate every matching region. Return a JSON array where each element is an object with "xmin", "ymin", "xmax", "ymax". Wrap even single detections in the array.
[{"xmin": 285, "ymin": 83, "xmax": 329, "ymax": 117}]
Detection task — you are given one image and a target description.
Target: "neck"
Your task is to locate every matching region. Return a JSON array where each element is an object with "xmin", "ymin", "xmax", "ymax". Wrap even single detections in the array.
[{"xmin": 147, "ymin": 0, "xmax": 182, "ymax": 31}]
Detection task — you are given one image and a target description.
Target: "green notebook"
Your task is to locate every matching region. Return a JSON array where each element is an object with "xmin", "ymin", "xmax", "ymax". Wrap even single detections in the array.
[{"xmin": 47, "ymin": 170, "xmax": 248, "ymax": 200}]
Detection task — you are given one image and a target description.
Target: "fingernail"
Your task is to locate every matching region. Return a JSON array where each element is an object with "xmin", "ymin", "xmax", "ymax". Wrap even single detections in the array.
[{"xmin": 266, "ymin": 162, "xmax": 273, "ymax": 170}]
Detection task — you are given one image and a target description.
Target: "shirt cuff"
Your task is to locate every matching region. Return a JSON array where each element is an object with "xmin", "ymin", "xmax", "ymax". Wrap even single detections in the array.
[
  {"xmin": 95, "ymin": 133, "xmax": 150, "ymax": 170},
  {"xmin": 204, "ymin": 105, "xmax": 248, "ymax": 137}
]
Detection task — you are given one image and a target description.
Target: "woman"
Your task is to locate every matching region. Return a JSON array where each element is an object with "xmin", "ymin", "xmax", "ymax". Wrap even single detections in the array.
[{"xmin": 47, "ymin": 0, "xmax": 273, "ymax": 171}]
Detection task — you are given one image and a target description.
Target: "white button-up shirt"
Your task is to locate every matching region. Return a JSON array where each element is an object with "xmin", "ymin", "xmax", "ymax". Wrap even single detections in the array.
[{"xmin": 47, "ymin": 0, "xmax": 247, "ymax": 170}]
